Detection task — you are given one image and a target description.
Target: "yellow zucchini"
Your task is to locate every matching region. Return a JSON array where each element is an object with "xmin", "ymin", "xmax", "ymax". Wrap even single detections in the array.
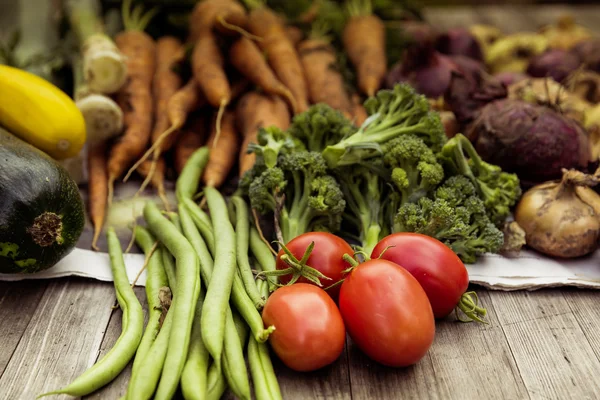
[{"xmin": 0, "ymin": 65, "xmax": 86, "ymax": 159}]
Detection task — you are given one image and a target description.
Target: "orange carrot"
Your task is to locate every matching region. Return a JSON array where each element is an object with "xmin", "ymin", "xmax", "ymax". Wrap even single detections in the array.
[
  {"xmin": 88, "ymin": 142, "xmax": 108, "ymax": 251},
  {"xmin": 175, "ymin": 113, "xmax": 209, "ymax": 175},
  {"xmin": 152, "ymin": 36, "xmax": 184, "ymax": 150},
  {"xmin": 351, "ymin": 93, "xmax": 368, "ymax": 126},
  {"xmin": 189, "ymin": 0, "xmax": 248, "ymax": 41},
  {"xmin": 126, "ymin": 79, "xmax": 205, "ymax": 181},
  {"xmin": 285, "ymin": 26, "xmax": 304, "ymax": 47},
  {"xmin": 342, "ymin": 13, "xmax": 387, "ymax": 97},
  {"xmin": 107, "ymin": 3, "xmax": 157, "ymax": 203},
  {"xmin": 191, "ymin": 29, "xmax": 231, "ymax": 147},
  {"xmin": 202, "ymin": 110, "xmax": 240, "ymax": 188},
  {"xmin": 298, "ymin": 38, "xmax": 353, "ymax": 118},
  {"xmin": 137, "ymin": 158, "xmax": 170, "ymax": 210},
  {"xmin": 229, "ymin": 37, "xmax": 297, "ymax": 112},
  {"xmin": 132, "ymin": 36, "xmax": 183, "ymax": 194},
  {"xmin": 236, "ymin": 92, "xmax": 291, "ymax": 176},
  {"xmin": 247, "ymin": 6, "xmax": 309, "ymax": 113}
]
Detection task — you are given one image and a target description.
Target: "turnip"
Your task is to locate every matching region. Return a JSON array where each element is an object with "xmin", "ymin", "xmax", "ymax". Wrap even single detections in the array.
[
  {"xmin": 526, "ymin": 49, "xmax": 581, "ymax": 84},
  {"xmin": 467, "ymin": 99, "xmax": 590, "ymax": 184}
]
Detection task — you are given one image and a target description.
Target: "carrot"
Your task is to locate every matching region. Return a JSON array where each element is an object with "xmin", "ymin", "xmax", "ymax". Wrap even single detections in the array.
[
  {"xmin": 351, "ymin": 93, "xmax": 368, "ymax": 126},
  {"xmin": 299, "ymin": 38, "xmax": 353, "ymax": 118},
  {"xmin": 126, "ymin": 79, "xmax": 205, "ymax": 182},
  {"xmin": 285, "ymin": 26, "xmax": 304, "ymax": 47},
  {"xmin": 88, "ymin": 142, "xmax": 109, "ymax": 251},
  {"xmin": 342, "ymin": 1, "xmax": 386, "ymax": 97},
  {"xmin": 137, "ymin": 158, "xmax": 170, "ymax": 210},
  {"xmin": 246, "ymin": 5, "xmax": 309, "ymax": 113},
  {"xmin": 175, "ymin": 113, "xmax": 209, "ymax": 175},
  {"xmin": 131, "ymin": 36, "xmax": 183, "ymax": 195},
  {"xmin": 107, "ymin": 0, "xmax": 157, "ymax": 204},
  {"xmin": 236, "ymin": 92, "xmax": 291, "ymax": 176},
  {"xmin": 229, "ymin": 37, "xmax": 297, "ymax": 113},
  {"xmin": 188, "ymin": 0, "xmax": 249, "ymax": 41},
  {"xmin": 191, "ymin": 29, "xmax": 231, "ymax": 148},
  {"xmin": 202, "ymin": 110, "xmax": 240, "ymax": 188}
]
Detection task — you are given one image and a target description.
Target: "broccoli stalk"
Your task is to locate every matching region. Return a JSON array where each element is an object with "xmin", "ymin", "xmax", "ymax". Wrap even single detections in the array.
[
  {"xmin": 394, "ymin": 176, "xmax": 504, "ymax": 263},
  {"xmin": 321, "ymin": 84, "xmax": 447, "ymax": 168},
  {"xmin": 440, "ymin": 134, "xmax": 522, "ymax": 226},
  {"xmin": 247, "ymin": 151, "xmax": 346, "ymax": 244},
  {"xmin": 336, "ymin": 163, "xmax": 387, "ymax": 254}
]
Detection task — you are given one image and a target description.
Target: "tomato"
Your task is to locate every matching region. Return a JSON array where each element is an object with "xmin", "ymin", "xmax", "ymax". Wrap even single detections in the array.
[
  {"xmin": 262, "ymin": 283, "xmax": 346, "ymax": 372},
  {"xmin": 339, "ymin": 259, "xmax": 435, "ymax": 367},
  {"xmin": 276, "ymin": 232, "xmax": 353, "ymax": 299},
  {"xmin": 372, "ymin": 233, "xmax": 469, "ymax": 319}
]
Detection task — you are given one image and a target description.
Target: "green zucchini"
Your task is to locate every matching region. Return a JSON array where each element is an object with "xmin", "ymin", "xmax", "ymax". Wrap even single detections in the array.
[{"xmin": 0, "ymin": 129, "xmax": 85, "ymax": 273}]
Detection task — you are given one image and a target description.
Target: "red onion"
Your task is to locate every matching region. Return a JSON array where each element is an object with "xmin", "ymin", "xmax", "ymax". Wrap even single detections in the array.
[
  {"xmin": 571, "ymin": 39, "xmax": 600, "ymax": 73},
  {"xmin": 436, "ymin": 28, "xmax": 483, "ymax": 61},
  {"xmin": 527, "ymin": 49, "xmax": 582, "ymax": 83},
  {"xmin": 494, "ymin": 72, "xmax": 529, "ymax": 87}
]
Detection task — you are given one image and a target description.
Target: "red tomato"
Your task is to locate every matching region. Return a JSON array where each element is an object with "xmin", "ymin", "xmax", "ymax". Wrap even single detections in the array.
[
  {"xmin": 372, "ymin": 233, "xmax": 469, "ymax": 319},
  {"xmin": 339, "ymin": 259, "xmax": 435, "ymax": 367},
  {"xmin": 262, "ymin": 283, "xmax": 346, "ymax": 372},
  {"xmin": 276, "ymin": 232, "xmax": 353, "ymax": 299}
]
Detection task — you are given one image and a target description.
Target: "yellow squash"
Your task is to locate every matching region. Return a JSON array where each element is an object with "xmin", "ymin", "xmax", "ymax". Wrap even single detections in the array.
[{"xmin": 0, "ymin": 65, "xmax": 86, "ymax": 159}]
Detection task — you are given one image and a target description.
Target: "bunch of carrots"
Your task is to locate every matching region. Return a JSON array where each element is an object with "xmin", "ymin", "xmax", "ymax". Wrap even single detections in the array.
[{"xmin": 86, "ymin": 0, "xmax": 387, "ymax": 251}]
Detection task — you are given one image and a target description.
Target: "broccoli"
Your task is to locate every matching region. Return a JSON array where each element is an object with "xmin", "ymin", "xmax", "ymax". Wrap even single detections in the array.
[
  {"xmin": 394, "ymin": 176, "xmax": 504, "ymax": 263},
  {"xmin": 246, "ymin": 151, "xmax": 346, "ymax": 243},
  {"xmin": 288, "ymin": 103, "xmax": 357, "ymax": 152},
  {"xmin": 439, "ymin": 134, "xmax": 522, "ymax": 226},
  {"xmin": 383, "ymin": 134, "xmax": 444, "ymax": 205},
  {"xmin": 335, "ymin": 160, "xmax": 389, "ymax": 254},
  {"xmin": 246, "ymin": 126, "xmax": 301, "ymax": 168},
  {"xmin": 321, "ymin": 84, "xmax": 447, "ymax": 168}
]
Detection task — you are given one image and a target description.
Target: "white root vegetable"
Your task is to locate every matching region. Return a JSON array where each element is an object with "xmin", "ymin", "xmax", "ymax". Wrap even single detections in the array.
[{"xmin": 66, "ymin": 0, "xmax": 127, "ymax": 94}]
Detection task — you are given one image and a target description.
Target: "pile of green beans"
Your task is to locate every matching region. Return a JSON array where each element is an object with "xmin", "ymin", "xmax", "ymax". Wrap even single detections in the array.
[{"xmin": 39, "ymin": 147, "xmax": 283, "ymax": 400}]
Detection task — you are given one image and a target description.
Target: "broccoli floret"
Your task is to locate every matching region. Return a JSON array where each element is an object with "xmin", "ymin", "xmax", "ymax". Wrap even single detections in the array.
[
  {"xmin": 321, "ymin": 84, "xmax": 447, "ymax": 168},
  {"xmin": 247, "ymin": 150, "xmax": 346, "ymax": 243},
  {"xmin": 440, "ymin": 134, "xmax": 522, "ymax": 226},
  {"xmin": 288, "ymin": 103, "xmax": 357, "ymax": 152},
  {"xmin": 383, "ymin": 134, "xmax": 444, "ymax": 205},
  {"xmin": 335, "ymin": 160, "xmax": 390, "ymax": 254},
  {"xmin": 246, "ymin": 126, "xmax": 300, "ymax": 168},
  {"xmin": 394, "ymin": 177, "xmax": 505, "ymax": 263}
]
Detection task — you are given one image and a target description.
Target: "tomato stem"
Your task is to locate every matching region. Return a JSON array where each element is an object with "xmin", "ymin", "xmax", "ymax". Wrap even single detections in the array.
[
  {"xmin": 342, "ymin": 254, "xmax": 359, "ymax": 269},
  {"xmin": 456, "ymin": 291, "xmax": 488, "ymax": 324},
  {"xmin": 261, "ymin": 242, "xmax": 332, "ymax": 287}
]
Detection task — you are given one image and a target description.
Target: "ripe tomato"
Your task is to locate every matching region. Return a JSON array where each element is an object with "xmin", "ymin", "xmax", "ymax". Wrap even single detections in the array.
[
  {"xmin": 372, "ymin": 233, "xmax": 469, "ymax": 319},
  {"xmin": 339, "ymin": 259, "xmax": 435, "ymax": 367},
  {"xmin": 262, "ymin": 283, "xmax": 346, "ymax": 372},
  {"xmin": 276, "ymin": 232, "xmax": 353, "ymax": 299}
]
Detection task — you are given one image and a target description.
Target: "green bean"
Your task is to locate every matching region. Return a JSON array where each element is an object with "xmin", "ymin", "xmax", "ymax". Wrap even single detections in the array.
[
  {"xmin": 179, "ymin": 203, "xmax": 214, "ymax": 279},
  {"xmin": 38, "ymin": 228, "xmax": 144, "ymax": 398},
  {"xmin": 255, "ymin": 280, "xmax": 283, "ymax": 400},
  {"xmin": 131, "ymin": 226, "xmax": 168, "ymax": 378},
  {"xmin": 168, "ymin": 212, "xmax": 183, "ymax": 232},
  {"xmin": 180, "ymin": 279, "xmax": 208, "ymax": 400},
  {"xmin": 222, "ymin": 308, "xmax": 251, "ymax": 400},
  {"xmin": 232, "ymin": 196, "xmax": 264, "ymax": 309},
  {"xmin": 201, "ymin": 187, "xmax": 237, "ymax": 371},
  {"xmin": 250, "ymin": 227, "xmax": 278, "ymax": 292},
  {"xmin": 182, "ymin": 197, "xmax": 216, "ymax": 256},
  {"xmin": 176, "ymin": 146, "xmax": 210, "ymax": 201},
  {"xmin": 207, "ymin": 311, "xmax": 249, "ymax": 400},
  {"xmin": 144, "ymin": 202, "xmax": 200, "ymax": 400},
  {"xmin": 161, "ymin": 248, "xmax": 177, "ymax": 293},
  {"xmin": 126, "ymin": 301, "xmax": 174, "ymax": 400},
  {"xmin": 232, "ymin": 270, "xmax": 275, "ymax": 342}
]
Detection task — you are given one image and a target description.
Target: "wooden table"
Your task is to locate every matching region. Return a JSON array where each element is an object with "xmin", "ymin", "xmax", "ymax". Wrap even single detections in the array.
[{"xmin": 3, "ymin": 5, "xmax": 600, "ymax": 400}]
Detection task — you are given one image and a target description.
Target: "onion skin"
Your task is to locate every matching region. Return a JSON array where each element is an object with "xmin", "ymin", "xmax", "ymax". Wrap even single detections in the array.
[
  {"xmin": 515, "ymin": 170, "xmax": 600, "ymax": 258},
  {"xmin": 467, "ymin": 99, "xmax": 590, "ymax": 183},
  {"xmin": 571, "ymin": 39, "xmax": 600, "ymax": 73},
  {"xmin": 526, "ymin": 49, "xmax": 581, "ymax": 83},
  {"xmin": 437, "ymin": 28, "xmax": 483, "ymax": 61}
]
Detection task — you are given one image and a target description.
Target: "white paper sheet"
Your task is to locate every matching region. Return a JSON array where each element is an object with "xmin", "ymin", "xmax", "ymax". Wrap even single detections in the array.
[{"xmin": 2, "ymin": 184, "xmax": 599, "ymax": 291}]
